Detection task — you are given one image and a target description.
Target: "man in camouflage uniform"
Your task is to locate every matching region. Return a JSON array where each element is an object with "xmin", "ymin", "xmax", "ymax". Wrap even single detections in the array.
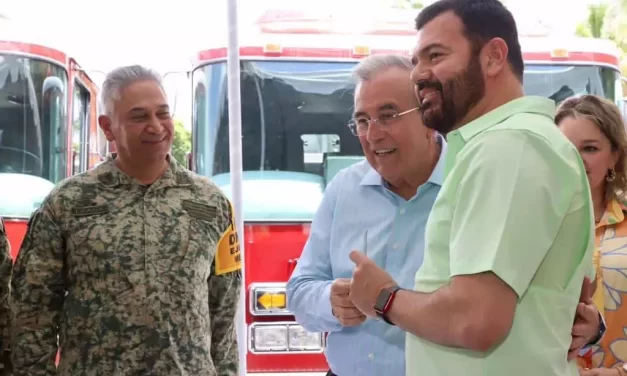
[
  {"xmin": 0, "ymin": 218, "xmax": 11, "ymax": 375},
  {"xmin": 10, "ymin": 65, "xmax": 241, "ymax": 376}
]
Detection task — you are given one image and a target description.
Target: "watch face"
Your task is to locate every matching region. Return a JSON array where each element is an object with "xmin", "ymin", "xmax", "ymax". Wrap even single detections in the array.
[{"xmin": 374, "ymin": 289, "xmax": 392, "ymax": 312}]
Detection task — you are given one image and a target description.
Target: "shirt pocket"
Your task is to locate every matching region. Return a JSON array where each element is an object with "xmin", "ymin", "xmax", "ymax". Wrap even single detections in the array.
[{"xmin": 166, "ymin": 202, "xmax": 220, "ymax": 291}]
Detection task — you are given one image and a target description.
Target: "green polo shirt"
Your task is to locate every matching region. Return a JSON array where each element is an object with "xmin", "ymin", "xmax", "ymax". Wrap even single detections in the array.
[{"xmin": 405, "ymin": 96, "xmax": 595, "ymax": 376}]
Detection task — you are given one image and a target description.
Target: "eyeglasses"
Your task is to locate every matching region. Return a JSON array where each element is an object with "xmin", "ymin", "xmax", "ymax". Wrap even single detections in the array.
[{"xmin": 347, "ymin": 107, "xmax": 419, "ymax": 136}]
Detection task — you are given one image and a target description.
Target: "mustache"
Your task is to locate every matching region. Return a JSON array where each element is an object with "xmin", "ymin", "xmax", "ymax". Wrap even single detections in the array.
[{"xmin": 416, "ymin": 80, "xmax": 443, "ymax": 94}]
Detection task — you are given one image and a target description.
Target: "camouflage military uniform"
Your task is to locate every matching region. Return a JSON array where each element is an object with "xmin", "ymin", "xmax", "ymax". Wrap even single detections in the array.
[
  {"xmin": 0, "ymin": 218, "xmax": 11, "ymax": 375},
  {"xmin": 10, "ymin": 156, "xmax": 242, "ymax": 376}
]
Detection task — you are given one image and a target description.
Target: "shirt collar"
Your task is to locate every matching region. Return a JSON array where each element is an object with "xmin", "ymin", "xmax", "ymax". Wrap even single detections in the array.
[
  {"xmin": 428, "ymin": 135, "xmax": 446, "ymax": 186},
  {"xmin": 454, "ymin": 96, "xmax": 556, "ymax": 143},
  {"xmin": 360, "ymin": 133, "xmax": 447, "ymax": 187},
  {"xmin": 597, "ymin": 198, "xmax": 627, "ymax": 228}
]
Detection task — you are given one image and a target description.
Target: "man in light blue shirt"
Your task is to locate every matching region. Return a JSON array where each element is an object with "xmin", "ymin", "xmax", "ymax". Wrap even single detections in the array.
[
  {"xmin": 287, "ymin": 54, "xmax": 604, "ymax": 376},
  {"xmin": 287, "ymin": 54, "xmax": 445, "ymax": 376}
]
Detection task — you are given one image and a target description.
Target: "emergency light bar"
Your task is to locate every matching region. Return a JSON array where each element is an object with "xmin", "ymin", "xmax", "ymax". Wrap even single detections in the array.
[
  {"xmin": 258, "ymin": 9, "xmax": 332, "ymax": 24},
  {"xmin": 256, "ymin": 7, "xmax": 417, "ymax": 36},
  {"xmin": 249, "ymin": 282, "xmax": 290, "ymax": 316}
]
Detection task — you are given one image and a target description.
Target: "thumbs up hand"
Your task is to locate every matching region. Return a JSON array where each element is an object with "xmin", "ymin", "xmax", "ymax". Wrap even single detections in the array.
[{"xmin": 349, "ymin": 250, "xmax": 397, "ymax": 318}]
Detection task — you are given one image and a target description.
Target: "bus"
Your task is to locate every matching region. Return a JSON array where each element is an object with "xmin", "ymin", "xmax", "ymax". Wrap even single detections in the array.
[{"xmin": 0, "ymin": 36, "xmax": 105, "ymax": 259}]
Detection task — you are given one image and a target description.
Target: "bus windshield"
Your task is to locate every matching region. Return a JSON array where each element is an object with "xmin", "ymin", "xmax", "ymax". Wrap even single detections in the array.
[
  {"xmin": 192, "ymin": 60, "xmax": 621, "ymax": 220},
  {"xmin": 0, "ymin": 54, "xmax": 68, "ymax": 219}
]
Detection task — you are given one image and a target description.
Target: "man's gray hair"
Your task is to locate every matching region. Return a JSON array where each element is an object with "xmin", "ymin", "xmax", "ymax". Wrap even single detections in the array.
[
  {"xmin": 352, "ymin": 54, "xmax": 413, "ymax": 85},
  {"xmin": 100, "ymin": 64, "xmax": 164, "ymax": 116}
]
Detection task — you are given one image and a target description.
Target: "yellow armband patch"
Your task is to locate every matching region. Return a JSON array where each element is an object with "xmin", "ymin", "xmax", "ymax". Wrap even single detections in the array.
[{"xmin": 215, "ymin": 201, "xmax": 242, "ymax": 275}]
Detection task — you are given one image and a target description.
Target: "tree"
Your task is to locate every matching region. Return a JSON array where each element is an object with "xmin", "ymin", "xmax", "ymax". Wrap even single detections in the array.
[
  {"xmin": 171, "ymin": 120, "xmax": 191, "ymax": 167},
  {"xmin": 575, "ymin": 22, "xmax": 593, "ymax": 38},
  {"xmin": 576, "ymin": 1, "xmax": 627, "ymax": 89},
  {"xmin": 603, "ymin": 0, "xmax": 627, "ymax": 51},
  {"xmin": 574, "ymin": 3, "xmax": 608, "ymax": 38}
]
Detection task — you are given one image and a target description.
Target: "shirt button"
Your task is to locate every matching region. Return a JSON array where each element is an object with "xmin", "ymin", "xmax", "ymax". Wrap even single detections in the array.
[
  {"xmin": 399, "ymin": 209, "xmax": 405, "ymax": 215},
  {"xmin": 393, "ymin": 243, "xmax": 399, "ymax": 249},
  {"xmin": 368, "ymin": 353, "xmax": 375, "ymax": 360}
]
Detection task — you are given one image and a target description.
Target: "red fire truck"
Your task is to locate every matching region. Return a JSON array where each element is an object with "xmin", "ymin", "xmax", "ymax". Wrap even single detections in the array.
[
  {"xmin": 0, "ymin": 33, "xmax": 105, "ymax": 259},
  {"xmin": 189, "ymin": 8, "xmax": 625, "ymax": 375}
]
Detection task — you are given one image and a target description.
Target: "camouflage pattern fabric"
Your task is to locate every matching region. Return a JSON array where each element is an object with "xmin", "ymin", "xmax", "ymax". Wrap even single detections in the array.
[
  {"xmin": 10, "ymin": 156, "xmax": 241, "ymax": 376},
  {"xmin": 0, "ymin": 218, "xmax": 12, "ymax": 375}
]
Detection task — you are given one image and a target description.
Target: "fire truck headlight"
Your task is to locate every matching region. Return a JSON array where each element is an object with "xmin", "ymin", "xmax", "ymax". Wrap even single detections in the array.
[
  {"xmin": 249, "ymin": 322, "xmax": 325, "ymax": 353},
  {"xmin": 288, "ymin": 324, "xmax": 324, "ymax": 351},
  {"xmin": 250, "ymin": 324, "xmax": 288, "ymax": 352}
]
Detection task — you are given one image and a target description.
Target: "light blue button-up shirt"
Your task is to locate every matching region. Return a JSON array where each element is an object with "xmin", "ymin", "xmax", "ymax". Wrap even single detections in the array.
[{"xmin": 287, "ymin": 137, "xmax": 446, "ymax": 376}]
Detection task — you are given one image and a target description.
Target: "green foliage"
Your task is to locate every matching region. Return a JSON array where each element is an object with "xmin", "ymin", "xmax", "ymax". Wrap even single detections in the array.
[
  {"xmin": 605, "ymin": 1, "xmax": 627, "ymax": 52},
  {"xmin": 575, "ymin": 22, "xmax": 592, "ymax": 38},
  {"xmin": 392, "ymin": 0, "xmax": 424, "ymax": 9},
  {"xmin": 171, "ymin": 120, "xmax": 191, "ymax": 167},
  {"xmin": 588, "ymin": 3, "xmax": 608, "ymax": 38},
  {"xmin": 577, "ymin": 1, "xmax": 627, "ymax": 87},
  {"xmin": 576, "ymin": 3, "xmax": 608, "ymax": 38}
]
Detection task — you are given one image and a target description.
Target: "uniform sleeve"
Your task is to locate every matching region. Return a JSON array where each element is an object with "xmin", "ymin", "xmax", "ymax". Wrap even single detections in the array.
[
  {"xmin": 0, "ymin": 218, "xmax": 12, "ymax": 355},
  {"xmin": 11, "ymin": 207, "xmax": 65, "ymax": 376},
  {"xmin": 209, "ymin": 198, "xmax": 241, "ymax": 376},
  {"xmin": 449, "ymin": 130, "xmax": 583, "ymax": 298},
  {"xmin": 286, "ymin": 174, "xmax": 342, "ymax": 333}
]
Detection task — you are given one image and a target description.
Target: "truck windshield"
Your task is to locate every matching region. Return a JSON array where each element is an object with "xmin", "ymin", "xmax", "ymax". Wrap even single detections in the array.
[
  {"xmin": 192, "ymin": 61, "xmax": 621, "ymax": 220},
  {"xmin": 524, "ymin": 64, "xmax": 621, "ymax": 104},
  {"xmin": 0, "ymin": 54, "xmax": 68, "ymax": 219}
]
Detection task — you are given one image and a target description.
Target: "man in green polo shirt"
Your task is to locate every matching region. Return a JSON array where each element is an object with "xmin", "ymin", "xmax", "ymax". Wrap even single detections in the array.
[{"xmin": 347, "ymin": 0, "xmax": 595, "ymax": 375}]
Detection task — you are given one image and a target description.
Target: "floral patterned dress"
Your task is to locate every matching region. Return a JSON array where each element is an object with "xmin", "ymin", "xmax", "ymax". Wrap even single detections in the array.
[{"xmin": 579, "ymin": 199, "xmax": 627, "ymax": 369}]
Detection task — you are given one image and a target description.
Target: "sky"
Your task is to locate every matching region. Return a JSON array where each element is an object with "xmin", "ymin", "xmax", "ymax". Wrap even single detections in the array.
[{"xmin": 2, "ymin": 0, "xmax": 601, "ymax": 127}]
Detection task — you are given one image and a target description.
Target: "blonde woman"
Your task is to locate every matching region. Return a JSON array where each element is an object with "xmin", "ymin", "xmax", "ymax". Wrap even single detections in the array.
[{"xmin": 557, "ymin": 95, "xmax": 627, "ymax": 376}]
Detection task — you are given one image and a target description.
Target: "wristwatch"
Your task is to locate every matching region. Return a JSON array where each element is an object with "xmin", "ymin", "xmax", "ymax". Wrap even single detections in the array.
[
  {"xmin": 588, "ymin": 310, "xmax": 607, "ymax": 346},
  {"xmin": 374, "ymin": 285, "xmax": 402, "ymax": 325}
]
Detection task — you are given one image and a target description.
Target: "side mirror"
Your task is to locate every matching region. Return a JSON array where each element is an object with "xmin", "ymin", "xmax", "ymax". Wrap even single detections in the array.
[
  {"xmin": 42, "ymin": 76, "xmax": 64, "ymax": 94},
  {"xmin": 72, "ymin": 150, "xmax": 78, "ymax": 174},
  {"xmin": 186, "ymin": 152, "xmax": 194, "ymax": 171},
  {"xmin": 163, "ymin": 70, "xmax": 191, "ymax": 120}
]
